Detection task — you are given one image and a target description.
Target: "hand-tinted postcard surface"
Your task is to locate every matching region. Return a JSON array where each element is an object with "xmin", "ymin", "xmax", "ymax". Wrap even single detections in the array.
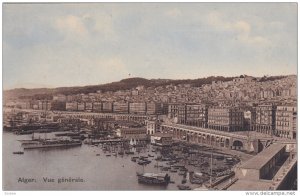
[{"xmin": 2, "ymin": 3, "xmax": 297, "ymax": 191}]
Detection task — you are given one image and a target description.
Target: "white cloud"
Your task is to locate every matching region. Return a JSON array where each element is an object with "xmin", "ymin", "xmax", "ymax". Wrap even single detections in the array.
[
  {"xmin": 55, "ymin": 15, "xmax": 88, "ymax": 38},
  {"xmin": 205, "ymin": 11, "xmax": 270, "ymax": 46},
  {"xmin": 83, "ymin": 13, "xmax": 117, "ymax": 41},
  {"xmin": 165, "ymin": 8, "xmax": 182, "ymax": 18},
  {"xmin": 233, "ymin": 21, "xmax": 270, "ymax": 45},
  {"xmin": 234, "ymin": 21, "xmax": 251, "ymax": 34}
]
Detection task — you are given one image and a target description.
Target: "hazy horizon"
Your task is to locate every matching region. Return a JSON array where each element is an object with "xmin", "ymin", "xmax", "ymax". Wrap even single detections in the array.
[{"xmin": 3, "ymin": 3, "xmax": 297, "ymax": 90}]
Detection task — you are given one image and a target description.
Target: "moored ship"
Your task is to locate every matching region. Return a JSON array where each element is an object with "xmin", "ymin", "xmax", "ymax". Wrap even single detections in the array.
[
  {"xmin": 137, "ymin": 172, "xmax": 170, "ymax": 185},
  {"xmin": 23, "ymin": 139, "xmax": 82, "ymax": 149}
]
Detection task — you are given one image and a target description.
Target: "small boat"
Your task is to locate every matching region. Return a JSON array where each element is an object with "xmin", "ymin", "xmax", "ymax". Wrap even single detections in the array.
[
  {"xmin": 155, "ymin": 156, "xmax": 162, "ymax": 161},
  {"xmin": 193, "ymin": 172, "xmax": 203, "ymax": 178},
  {"xmin": 137, "ymin": 160, "xmax": 151, "ymax": 165},
  {"xmin": 13, "ymin": 151, "xmax": 24, "ymax": 155},
  {"xmin": 161, "ymin": 167, "xmax": 170, "ymax": 171},
  {"xmin": 131, "ymin": 157, "xmax": 137, "ymax": 162},
  {"xmin": 177, "ymin": 185, "xmax": 191, "ymax": 190},
  {"xmin": 179, "ymin": 167, "xmax": 188, "ymax": 171}
]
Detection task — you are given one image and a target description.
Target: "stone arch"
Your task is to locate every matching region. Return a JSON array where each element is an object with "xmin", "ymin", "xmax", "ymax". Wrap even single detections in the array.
[
  {"xmin": 232, "ymin": 140, "xmax": 244, "ymax": 150},
  {"xmin": 225, "ymin": 138, "xmax": 230, "ymax": 148},
  {"xmin": 202, "ymin": 134, "xmax": 206, "ymax": 144},
  {"xmin": 193, "ymin": 133, "xmax": 198, "ymax": 143},
  {"xmin": 176, "ymin": 129, "xmax": 180, "ymax": 139},
  {"xmin": 181, "ymin": 130, "xmax": 186, "ymax": 140},
  {"xmin": 211, "ymin": 135, "xmax": 215, "ymax": 146},
  {"xmin": 216, "ymin": 136, "xmax": 220, "ymax": 147},
  {"xmin": 220, "ymin": 137, "xmax": 225, "ymax": 147},
  {"xmin": 198, "ymin": 134, "xmax": 202, "ymax": 144},
  {"xmin": 190, "ymin": 133, "xmax": 195, "ymax": 142},
  {"xmin": 206, "ymin": 135, "xmax": 211, "ymax": 145},
  {"xmin": 186, "ymin": 133, "xmax": 190, "ymax": 142}
]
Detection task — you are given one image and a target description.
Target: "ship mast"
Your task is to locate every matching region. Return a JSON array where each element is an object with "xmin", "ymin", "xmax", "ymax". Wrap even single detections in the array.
[{"xmin": 210, "ymin": 137, "xmax": 213, "ymax": 187}]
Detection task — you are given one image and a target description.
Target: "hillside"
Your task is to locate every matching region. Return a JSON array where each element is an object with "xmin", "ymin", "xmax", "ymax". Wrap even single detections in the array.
[{"xmin": 3, "ymin": 75, "xmax": 290, "ymax": 100}]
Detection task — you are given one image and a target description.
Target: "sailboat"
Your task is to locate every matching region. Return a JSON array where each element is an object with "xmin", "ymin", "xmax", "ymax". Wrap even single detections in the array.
[{"xmin": 194, "ymin": 145, "xmax": 214, "ymax": 190}]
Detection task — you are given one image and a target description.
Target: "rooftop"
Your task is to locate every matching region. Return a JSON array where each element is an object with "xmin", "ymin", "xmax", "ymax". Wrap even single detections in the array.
[
  {"xmin": 228, "ymin": 179, "xmax": 272, "ymax": 190},
  {"xmin": 239, "ymin": 144, "xmax": 286, "ymax": 170},
  {"xmin": 152, "ymin": 133, "xmax": 173, "ymax": 137},
  {"xmin": 121, "ymin": 127, "xmax": 146, "ymax": 131}
]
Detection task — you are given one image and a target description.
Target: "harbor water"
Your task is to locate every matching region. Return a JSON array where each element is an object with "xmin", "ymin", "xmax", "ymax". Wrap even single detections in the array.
[{"xmin": 3, "ymin": 131, "xmax": 201, "ymax": 190}]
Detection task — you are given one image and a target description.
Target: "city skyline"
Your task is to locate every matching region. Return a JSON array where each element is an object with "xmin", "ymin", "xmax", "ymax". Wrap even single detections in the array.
[{"xmin": 3, "ymin": 3, "xmax": 297, "ymax": 89}]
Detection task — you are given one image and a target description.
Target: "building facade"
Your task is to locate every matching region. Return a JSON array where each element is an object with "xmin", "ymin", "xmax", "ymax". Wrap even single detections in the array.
[
  {"xmin": 116, "ymin": 127, "xmax": 147, "ymax": 139},
  {"xmin": 146, "ymin": 120, "xmax": 161, "ymax": 135},
  {"xmin": 113, "ymin": 102, "xmax": 129, "ymax": 114},
  {"xmin": 275, "ymin": 105, "xmax": 297, "ymax": 139},
  {"xmin": 150, "ymin": 133, "xmax": 173, "ymax": 146},
  {"xmin": 177, "ymin": 103, "xmax": 208, "ymax": 128},
  {"xmin": 168, "ymin": 103, "xmax": 180, "ymax": 120},
  {"xmin": 129, "ymin": 102, "xmax": 146, "ymax": 115},
  {"xmin": 208, "ymin": 107, "xmax": 244, "ymax": 132},
  {"xmin": 253, "ymin": 105, "xmax": 276, "ymax": 135}
]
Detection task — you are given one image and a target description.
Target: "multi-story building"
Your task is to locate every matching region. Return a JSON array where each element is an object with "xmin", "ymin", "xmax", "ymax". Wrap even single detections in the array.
[
  {"xmin": 47, "ymin": 102, "xmax": 51, "ymax": 110},
  {"xmin": 16, "ymin": 101, "xmax": 31, "ymax": 110},
  {"xmin": 50, "ymin": 101, "xmax": 66, "ymax": 111},
  {"xmin": 129, "ymin": 102, "xmax": 146, "ymax": 115},
  {"xmin": 102, "ymin": 102, "xmax": 113, "ymax": 113},
  {"xmin": 35, "ymin": 100, "xmax": 51, "ymax": 110},
  {"xmin": 85, "ymin": 102, "xmax": 93, "ymax": 112},
  {"xmin": 177, "ymin": 103, "xmax": 208, "ymax": 128},
  {"xmin": 77, "ymin": 102, "xmax": 85, "ymax": 111},
  {"xmin": 253, "ymin": 105, "xmax": 276, "ymax": 135},
  {"xmin": 38, "ymin": 101, "xmax": 43, "ymax": 110},
  {"xmin": 116, "ymin": 127, "xmax": 147, "ymax": 140},
  {"xmin": 168, "ymin": 103, "xmax": 180, "ymax": 119},
  {"xmin": 275, "ymin": 105, "xmax": 297, "ymax": 139},
  {"xmin": 113, "ymin": 102, "xmax": 129, "ymax": 114},
  {"xmin": 92, "ymin": 102, "xmax": 102, "ymax": 112},
  {"xmin": 146, "ymin": 120, "xmax": 161, "ymax": 135},
  {"xmin": 53, "ymin": 94, "xmax": 67, "ymax": 102},
  {"xmin": 150, "ymin": 133, "xmax": 173, "ymax": 146},
  {"xmin": 208, "ymin": 106, "xmax": 244, "ymax": 132},
  {"xmin": 66, "ymin": 102, "xmax": 78, "ymax": 111},
  {"xmin": 32, "ymin": 102, "xmax": 39, "ymax": 110},
  {"xmin": 146, "ymin": 102, "xmax": 163, "ymax": 115},
  {"xmin": 243, "ymin": 109, "xmax": 255, "ymax": 131}
]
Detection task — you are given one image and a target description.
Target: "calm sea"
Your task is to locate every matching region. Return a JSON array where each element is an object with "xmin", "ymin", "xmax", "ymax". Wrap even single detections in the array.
[{"xmin": 2, "ymin": 131, "xmax": 200, "ymax": 191}]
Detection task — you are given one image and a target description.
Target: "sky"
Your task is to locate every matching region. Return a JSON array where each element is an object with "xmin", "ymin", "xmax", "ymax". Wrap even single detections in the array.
[{"xmin": 2, "ymin": 3, "xmax": 298, "ymax": 90}]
